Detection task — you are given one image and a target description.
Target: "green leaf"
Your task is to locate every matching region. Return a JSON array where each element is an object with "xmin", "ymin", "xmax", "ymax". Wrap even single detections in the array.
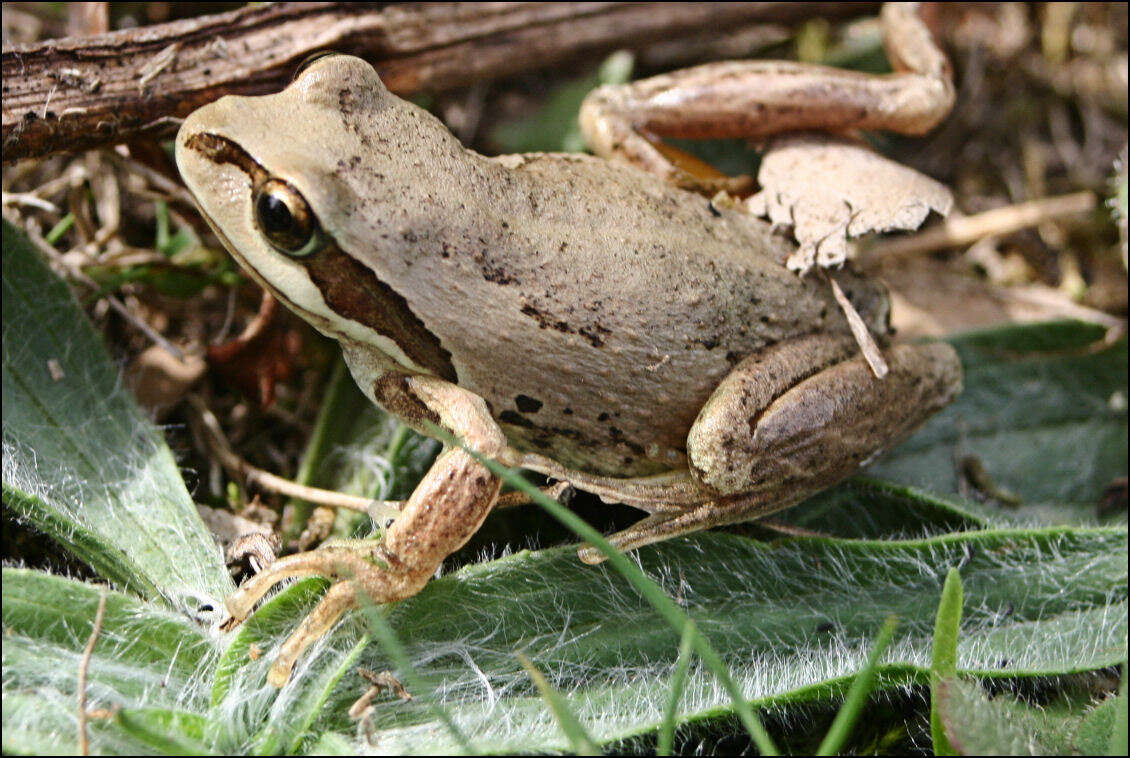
[
  {"xmin": 1, "ymin": 568, "xmax": 217, "ymax": 755},
  {"xmin": 2, "ymin": 220, "xmax": 233, "ymax": 612},
  {"xmin": 518, "ymin": 651, "xmax": 599, "ymax": 754},
  {"xmin": 781, "ymin": 477, "xmax": 988, "ymax": 540},
  {"xmin": 936, "ymin": 676, "xmax": 1124, "ymax": 755},
  {"xmin": 817, "ymin": 615, "xmax": 898, "ymax": 755},
  {"xmin": 931, "ymin": 568, "xmax": 963, "ymax": 755},
  {"xmin": 223, "ymin": 527, "xmax": 1124, "ymax": 753},
  {"xmin": 869, "ymin": 322, "xmax": 1127, "ymax": 525},
  {"xmin": 115, "ymin": 708, "xmax": 214, "ymax": 755}
]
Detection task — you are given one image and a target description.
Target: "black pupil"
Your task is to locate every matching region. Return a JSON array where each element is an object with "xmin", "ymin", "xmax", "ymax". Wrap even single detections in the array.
[{"xmin": 258, "ymin": 192, "xmax": 295, "ymax": 234}]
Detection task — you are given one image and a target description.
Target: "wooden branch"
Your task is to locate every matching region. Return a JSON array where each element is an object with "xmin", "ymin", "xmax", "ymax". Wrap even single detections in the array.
[{"xmin": 2, "ymin": 2, "xmax": 877, "ymax": 163}]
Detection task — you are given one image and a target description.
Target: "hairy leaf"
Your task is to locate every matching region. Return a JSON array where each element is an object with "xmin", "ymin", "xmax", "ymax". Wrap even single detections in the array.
[
  {"xmin": 1, "ymin": 569, "xmax": 217, "ymax": 755},
  {"xmin": 218, "ymin": 527, "xmax": 1125, "ymax": 753},
  {"xmin": 2, "ymin": 221, "xmax": 232, "ymax": 613},
  {"xmin": 869, "ymin": 322, "xmax": 1127, "ymax": 525}
]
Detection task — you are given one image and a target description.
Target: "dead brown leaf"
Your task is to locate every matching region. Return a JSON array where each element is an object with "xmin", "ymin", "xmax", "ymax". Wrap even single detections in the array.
[{"xmin": 746, "ymin": 134, "xmax": 953, "ymax": 273}]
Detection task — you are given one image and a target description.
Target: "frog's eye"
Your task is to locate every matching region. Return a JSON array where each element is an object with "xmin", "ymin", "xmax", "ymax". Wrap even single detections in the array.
[{"xmin": 253, "ymin": 178, "xmax": 325, "ymax": 257}]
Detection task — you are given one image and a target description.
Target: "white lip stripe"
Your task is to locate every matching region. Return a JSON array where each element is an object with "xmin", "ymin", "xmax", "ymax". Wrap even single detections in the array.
[{"xmin": 180, "ymin": 132, "xmax": 429, "ymax": 377}]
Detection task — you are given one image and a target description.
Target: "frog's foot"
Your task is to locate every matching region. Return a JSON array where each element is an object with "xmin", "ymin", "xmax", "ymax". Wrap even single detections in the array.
[
  {"xmin": 745, "ymin": 133, "xmax": 953, "ymax": 275},
  {"xmin": 576, "ymin": 496, "xmax": 784, "ymax": 564},
  {"xmin": 225, "ymin": 448, "xmax": 502, "ymax": 687},
  {"xmin": 223, "ymin": 543, "xmax": 389, "ymax": 686},
  {"xmin": 580, "ymin": 4, "xmax": 953, "ymax": 201}
]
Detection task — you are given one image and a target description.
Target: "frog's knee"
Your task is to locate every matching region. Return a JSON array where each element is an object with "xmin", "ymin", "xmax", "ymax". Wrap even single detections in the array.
[{"xmin": 687, "ymin": 341, "xmax": 962, "ymax": 496}]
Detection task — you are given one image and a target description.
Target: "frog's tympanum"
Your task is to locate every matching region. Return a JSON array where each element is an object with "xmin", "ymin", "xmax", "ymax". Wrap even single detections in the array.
[{"xmin": 177, "ymin": 2, "xmax": 962, "ymax": 685}]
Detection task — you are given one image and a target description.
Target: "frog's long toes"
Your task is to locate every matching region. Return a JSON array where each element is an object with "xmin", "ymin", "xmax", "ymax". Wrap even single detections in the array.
[
  {"xmin": 550, "ymin": 480, "xmax": 576, "ymax": 504},
  {"xmin": 267, "ymin": 662, "xmax": 292, "ymax": 687}
]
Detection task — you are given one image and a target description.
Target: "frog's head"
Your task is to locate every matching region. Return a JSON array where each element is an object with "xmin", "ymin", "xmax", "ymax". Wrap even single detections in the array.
[{"xmin": 176, "ymin": 54, "xmax": 459, "ymax": 380}]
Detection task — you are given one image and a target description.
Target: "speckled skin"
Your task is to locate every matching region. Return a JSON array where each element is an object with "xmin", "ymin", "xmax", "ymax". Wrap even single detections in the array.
[
  {"xmin": 176, "ymin": 55, "xmax": 888, "ymax": 477},
  {"xmin": 177, "ymin": 50, "xmax": 962, "ymax": 689}
]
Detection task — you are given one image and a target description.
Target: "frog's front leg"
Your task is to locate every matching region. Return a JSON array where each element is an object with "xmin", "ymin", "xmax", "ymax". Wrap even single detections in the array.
[
  {"xmin": 579, "ymin": 334, "xmax": 962, "ymax": 563},
  {"xmin": 225, "ymin": 374, "xmax": 504, "ymax": 687}
]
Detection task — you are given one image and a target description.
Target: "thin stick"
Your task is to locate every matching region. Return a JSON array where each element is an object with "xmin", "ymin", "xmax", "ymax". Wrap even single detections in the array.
[
  {"xmin": 1003, "ymin": 285, "xmax": 1126, "ymax": 338},
  {"xmin": 863, "ymin": 191, "xmax": 1097, "ymax": 261},
  {"xmin": 828, "ymin": 273, "xmax": 889, "ymax": 379},
  {"xmin": 187, "ymin": 395, "xmax": 401, "ymax": 520},
  {"xmin": 2, "ymin": 191, "xmax": 60, "ymax": 212},
  {"xmin": 77, "ymin": 588, "xmax": 108, "ymax": 756}
]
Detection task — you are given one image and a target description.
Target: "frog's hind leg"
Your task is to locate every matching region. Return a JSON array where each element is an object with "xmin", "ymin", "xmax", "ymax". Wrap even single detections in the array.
[
  {"xmin": 579, "ymin": 335, "xmax": 962, "ymax": 562},
  {"xmin": 688, "ymin": 337, "xmax": 960, "ymax": 501},
  {"xmin": 579, "ymin": 3, "xmax": 953, "ymax": 193},
  {"xmin": 504, "ymin": 454, "xmax": 707, "ymax": 511},
  {"xmin": 575, "ymin": 496, "xmax": 787, "ymax": 564}
]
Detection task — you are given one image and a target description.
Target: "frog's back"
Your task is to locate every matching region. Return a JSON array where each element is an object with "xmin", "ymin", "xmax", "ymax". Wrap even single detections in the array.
[
  {"xmin": 390, "ymin": 151, "xmax": 887, "ymax": 476},
  {"xmin": 174, "ymin": 54, "xmax": 883, "ymax": 477}
]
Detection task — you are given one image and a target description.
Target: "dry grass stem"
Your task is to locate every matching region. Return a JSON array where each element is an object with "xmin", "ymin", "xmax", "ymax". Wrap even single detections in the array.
[
  {"xmin": 828, "ymin": 273, "xmax": 889, "ymax": 378},
  {"xmin": 186, "ymin": 395, "xmax": 400, "ymax": 518},
  {"xmin": 76, "ymin": 588, "xmax": 108, "ymax": 756},
  {"xmin": 864, "ymin": 191, "xmax": 1098, "ymax": 261}
]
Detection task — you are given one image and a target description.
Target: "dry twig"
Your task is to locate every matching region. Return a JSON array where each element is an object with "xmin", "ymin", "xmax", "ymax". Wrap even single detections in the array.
[
  {"xmin": 76, "ymin": 588, "xmax": 108, "ymax": 756},
  {"xmin": 862, "ymin": 191, "xmax": 1098, "ymax": 261},
  {"xmin": 186, "ymin": 394, "xmax": 401, "ymax": 521},
  {"xmin": 2, "ymin": 2, "xmax": 876, "ymax": 162}
]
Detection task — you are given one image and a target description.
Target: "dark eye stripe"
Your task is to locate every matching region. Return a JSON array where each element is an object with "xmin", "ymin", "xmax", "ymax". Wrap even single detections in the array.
[
  {"xmin": 183, "ymin": 131, "xmax": 455, "ymax": 382},
  {"xmin": 183, "ymin": 132, "xmax": 268, "ymax": 187}
]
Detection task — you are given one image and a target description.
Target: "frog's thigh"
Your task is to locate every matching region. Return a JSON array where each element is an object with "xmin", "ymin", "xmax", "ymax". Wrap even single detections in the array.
[{"xmin": 688, "ymin": 338, "xmax": 962, "ymax": 499}]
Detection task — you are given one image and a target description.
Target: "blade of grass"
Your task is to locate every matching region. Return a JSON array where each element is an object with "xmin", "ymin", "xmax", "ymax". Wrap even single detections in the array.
[
  {"xmin": 355, "ymin": 596, "xmax": 476, "ymax": 754},
  {"xmin": 657, "ymin": 623, "xmax": 697, "ymax": 756},
  {"xmin": 1110, "ymin": 663, "xmax": 1127, "ymax": 756},
  {"xmin": 816, "ymin": 615, "xmax": 899, "ymax": 755},
  {"xmin": 115, "ymin": 709, "xmax": 213, "ymax": 756},
  {"xmin": 431, "ymin": 424, "xmax": 779, "ymax": 756},
  {"xmin": 516, "ymin": 651, "xmax": 598, "ymax": 755},
  {"xmin": 931, "ymin": 568, "xmax": 963, "ymax": 756},
  {"xmin": 44, "ymin": 213, "xmax": 74, "ymax": 245},
  {"xmin": 284, "ymin": 357, "xmax": 352, "ymax": 540}
]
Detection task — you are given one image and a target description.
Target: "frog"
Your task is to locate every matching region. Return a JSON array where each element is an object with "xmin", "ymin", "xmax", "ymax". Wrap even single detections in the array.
[{"xmin": 175, "ymin": 2, "xmax": 962, "ymax": 687}]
